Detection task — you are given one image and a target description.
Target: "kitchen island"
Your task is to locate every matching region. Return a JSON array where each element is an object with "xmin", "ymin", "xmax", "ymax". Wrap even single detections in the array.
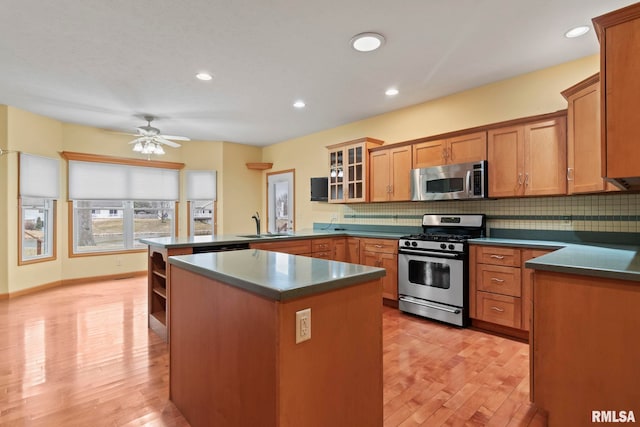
[{"xmin": 167, "ymin": 249, "xmax": 386, "ymax": 427}]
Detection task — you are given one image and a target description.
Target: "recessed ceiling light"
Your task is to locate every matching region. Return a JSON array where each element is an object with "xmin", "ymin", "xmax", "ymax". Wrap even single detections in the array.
[
  {"xmin": 350, "ymin": 32, "xmax": 385, "ymax": 52},
  {"xmin": 565, "ymin": 26, "xmax": 590, "ymax": 38},
  {"xmin": 196, "ymin": 72, "xmax": 213, "ymax": 81},
  {"xmin": 293, "ymin": 100, "xmax": 306, "ymax": 108},
  {"xmin": 385, "ymin": 88, "xmax": 399, "ymax": 96}
]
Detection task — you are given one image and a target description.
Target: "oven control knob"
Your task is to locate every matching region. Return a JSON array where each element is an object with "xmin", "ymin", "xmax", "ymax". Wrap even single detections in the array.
[
  {"xmin": 440, "ymin": 243, "xmax": 447, "ymax": 250},
  {"xmin": 448, "ymin": 244, "xmax": 455, "ymax": 250},
  {"xmin": 411, "ymin": 241, "xmax": 418, "ymax": 247},
  {"xmin": 404, "ymin": 241, "xmax": 411, "ymax": 247}
]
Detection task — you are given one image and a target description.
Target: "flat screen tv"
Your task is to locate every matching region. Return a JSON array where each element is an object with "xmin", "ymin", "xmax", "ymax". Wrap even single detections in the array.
[{"xmin": 310, "ymin": 177, "xmax": 328, "ymax": 202}]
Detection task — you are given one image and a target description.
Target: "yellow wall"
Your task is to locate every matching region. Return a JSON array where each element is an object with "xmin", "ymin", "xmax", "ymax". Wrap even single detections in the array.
[
  {"xmin": 261, "ymin": 55, "xmax": 600, "ymax": 229},
  {"xmin": 1, "ymin": 54, "xmax": 599, "ymax": 295},
  {"xmin": 219, "ymin": 142, "xmax": 263, "ymax": 234}
]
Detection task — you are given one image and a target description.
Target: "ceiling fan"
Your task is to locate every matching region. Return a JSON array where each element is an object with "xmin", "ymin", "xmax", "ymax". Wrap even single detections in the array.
[{"xmin": 128, "ymin": 115, "xmax": 190, "ymax": 157}]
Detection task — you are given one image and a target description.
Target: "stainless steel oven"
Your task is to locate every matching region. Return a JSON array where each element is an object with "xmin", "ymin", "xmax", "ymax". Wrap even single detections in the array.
[{"xmin": 398, "ymin": 214, "xmax": 485, "ymax": 326}]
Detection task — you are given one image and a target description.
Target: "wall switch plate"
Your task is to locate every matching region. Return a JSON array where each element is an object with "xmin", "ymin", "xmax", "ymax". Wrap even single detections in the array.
[
  {"xmin": 295, "ymin": 308, "xmax": 311, "ymax": 343},
  {"xmin": 331, "ymin": 214, "xmax": 338, "ymax": 221}
]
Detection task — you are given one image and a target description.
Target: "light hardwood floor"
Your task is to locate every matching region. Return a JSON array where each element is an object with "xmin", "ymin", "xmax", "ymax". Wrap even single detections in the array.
[{"xmin": 0, "ymin": 277, "xmax": 545, "ymax": 426}]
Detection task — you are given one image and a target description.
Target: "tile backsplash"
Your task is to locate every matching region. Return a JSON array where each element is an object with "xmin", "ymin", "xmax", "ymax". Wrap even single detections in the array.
[{"xmin": 337, "ymin": 193, "xmax": 640, "ymax": 235}]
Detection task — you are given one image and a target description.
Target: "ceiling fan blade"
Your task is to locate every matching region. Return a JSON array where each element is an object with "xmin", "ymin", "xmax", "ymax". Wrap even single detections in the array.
[
  {"xmin": 160, "ymin": 135, "xmax": 190, "ymax": 141},
  {"xmin": 128, "ymin": 136, "xmax": 148, "ymax": 145},
  {"xmin": 155, "ymin": 136, "xmax": 181, "ymax": 148}
]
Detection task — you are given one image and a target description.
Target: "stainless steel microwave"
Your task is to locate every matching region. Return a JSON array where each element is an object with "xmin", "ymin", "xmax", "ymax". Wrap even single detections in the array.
[{"xmin": 410, "ymin": 160, "xmax": 487, "ymax": 201}]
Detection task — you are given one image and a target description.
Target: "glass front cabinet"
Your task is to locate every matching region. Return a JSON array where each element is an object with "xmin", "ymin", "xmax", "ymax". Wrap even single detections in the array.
[{"xmin": 326, "ymin": 137, "xmax": 384, "ymax": 203}]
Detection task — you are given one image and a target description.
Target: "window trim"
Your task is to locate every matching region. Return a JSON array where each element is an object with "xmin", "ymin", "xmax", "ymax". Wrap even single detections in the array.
[
  {"xmin": 18, "ymin": 198, "xmax": 57, "ymax": 265},
  {"xmin": 60, "ymin": 152, "xmax": 184, "ymax": 258}
]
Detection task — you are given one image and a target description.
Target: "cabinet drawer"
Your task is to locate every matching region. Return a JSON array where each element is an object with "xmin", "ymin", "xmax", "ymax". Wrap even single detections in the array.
[
  {"xmin": 476, "ymin": 292, "xmax": 522, "ymax": 329},
  {"xmin": 311, "ymin": 251, "xmax": 332, "ymax": 259},
  {"xmin": 312, "ymin": 238, "xmax": 333, "ymax": 252},
  {"xmin": 477, "ymin": 264, "xmax": 521, "ymax": 297},
  {"xmin": 361, "ymin": 239, "xmax": 397, "ymax": 254},
  {"xmin": 477, "ymin": 246, "xmax": 521, "ymax": 267}
]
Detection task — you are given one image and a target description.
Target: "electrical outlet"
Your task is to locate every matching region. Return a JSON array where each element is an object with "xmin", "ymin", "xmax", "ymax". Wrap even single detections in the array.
[
  {"xmin": 116, "ymin": 257, "xmax": 121, "ymax": 266},
  {"xmin": 295, "ymin": 308, "xmax": 311, "ymax": 343},
  {"xmin": 331, "ymin": 214, "xmax": 338, "ymax": 221}
]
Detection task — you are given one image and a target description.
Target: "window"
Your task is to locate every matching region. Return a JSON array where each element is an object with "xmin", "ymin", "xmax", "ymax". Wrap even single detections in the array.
[
  {"xmin": 62, "ymin": 151, "xmax": 183, "ymax": 256},
  {"xmin": 20, "ymin": 198, "xmax": 55, "ymax": 262},
  {"xmin": 185, "ymin": 170, "xmax": 217, "ymax": 237},
  {"xmin": 19, "ymin": 153, "xmax": 59, "ymax": 264},
  {"xmin": 189, "ymin": 200, "xmax": 216, "ymax": 236},
  {"xmin": 73, "ymin": 200, "xmax": 174, "ymax": 253}
]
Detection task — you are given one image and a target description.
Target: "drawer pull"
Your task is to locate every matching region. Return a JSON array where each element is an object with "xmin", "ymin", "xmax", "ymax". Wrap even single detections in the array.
[
  {"xmin": 374, "ymin": 244, "xmax": 384, "ymax": 248},
  {"xmin": 491, "ymin": 278, "xmax": 505, "ymax": 283},
  {"xmin": 490, "ymin": 255, "xmax": 505, "ymax": 259},
  {"xmin": 491, "ymin": 306, "xmax": 505, "ymax": 313}
]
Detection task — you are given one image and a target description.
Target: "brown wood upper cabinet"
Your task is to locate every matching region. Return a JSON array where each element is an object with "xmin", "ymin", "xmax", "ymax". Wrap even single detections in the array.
[
  {"xmin": 593, "ymin": 3, "xmax": 640, "ymax": 186},
  {"xmin": 412, "ymin": 131, "xmax": 487, "ymax": 168},
  {"xmin": 369, "ymin": 145, "xmax": 412, "ymax": 202},
  {"xmin": 562, "ymin": 74, "xmax": 617, "ymax": 194},
  {"xmin": 327, "ymin": 137, "xmax": 383, "ymax": 203},
  {"xmin": 488, "ymin": 116, "xmax": 567, "ymax": 198}
]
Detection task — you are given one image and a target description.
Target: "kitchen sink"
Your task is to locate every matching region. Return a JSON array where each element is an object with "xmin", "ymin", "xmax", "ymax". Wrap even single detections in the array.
[{"xmin": 236, "ymin": 233, "xmax": 290, "ymax": 238}]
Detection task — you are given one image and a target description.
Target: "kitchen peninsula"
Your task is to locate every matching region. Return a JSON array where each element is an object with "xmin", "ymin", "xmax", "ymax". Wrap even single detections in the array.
[
  {"xmin": 466, "ymin": 236, "xmax": 640, "ymax": 425},
  {"xmin": 167, "ymin": 249, "xmax": 386, "ymax": 427}
]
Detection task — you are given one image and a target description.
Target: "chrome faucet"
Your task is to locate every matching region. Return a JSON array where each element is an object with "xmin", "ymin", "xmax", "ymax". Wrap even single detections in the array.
[{"xmin": 251, "ymin": 212, "xmax": 260, "ymax": 235}]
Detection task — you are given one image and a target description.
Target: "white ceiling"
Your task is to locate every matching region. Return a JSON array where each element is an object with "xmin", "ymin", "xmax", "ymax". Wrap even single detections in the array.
[{"xmin": 0, "ymin": 0, "xmax": 635, "ymax": 146}]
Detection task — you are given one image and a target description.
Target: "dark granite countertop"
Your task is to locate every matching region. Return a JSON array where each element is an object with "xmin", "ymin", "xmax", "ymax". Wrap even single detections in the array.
[
  {"xmin": 470, "ymin": 238, "xmax": 640, "ymax": 282},
  {"xmin": 168, "ymin": 249, "xmax": 387, "ymax": 301}
]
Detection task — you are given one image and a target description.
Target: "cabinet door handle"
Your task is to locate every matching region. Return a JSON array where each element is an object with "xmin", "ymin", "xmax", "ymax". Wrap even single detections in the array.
[
  {"xmin": 490, "ymin": 255, "xmax": 505, "ymax": 259},
  {"xmin": 567, "ymin": 167, "xmax": 574, "ymax": 181},
  {"xmin": 525, "ymin": 173, "xmax": 530, "ymax": 186},
  {"xmin": 491, "ymin": 277, "xmax": 505, "ymax": 283},
  {"xmin": 491, "ymin": 306, "xmax": 505, "ymax": 313},
  {"xmin": 448, "ymin": 147, "xmax": 453, "ymax": 162},
  {"xmin": 517, "ymin": 172, "xmax": 523, "ymax": 186}
]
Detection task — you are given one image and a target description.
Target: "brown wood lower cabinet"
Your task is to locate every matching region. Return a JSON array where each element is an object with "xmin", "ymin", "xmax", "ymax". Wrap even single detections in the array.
[
  {"xmin": 359, "ymin": 238, "xmax": 398, "ymax": 301},
  {"xmin": 470, "ymin": 244, "xmax": 551, "ymax": 340},
  {"xmin": 532, "ymin": 270, "xmax": 640, "ymax": 426},
  {"xmin": 250, "ymin": 239, "xmax": 312, "ymax": 255}
]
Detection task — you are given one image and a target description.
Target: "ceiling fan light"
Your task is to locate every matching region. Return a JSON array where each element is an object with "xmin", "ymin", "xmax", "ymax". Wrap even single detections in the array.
[
  {"xmin": 133, "ymin": 142, "xmax": 143, "ymax": 152},
  {"xmin": 154, "ymin": 144, "xmax": 165, "ymax": 155}
]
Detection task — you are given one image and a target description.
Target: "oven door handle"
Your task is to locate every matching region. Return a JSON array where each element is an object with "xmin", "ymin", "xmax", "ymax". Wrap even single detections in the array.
[
  {"xmin": 399, "ymin": 296, "xmax": 461, "ymax": 314},
  {"xmin": 399, "ymin": 249, "xmax": 463, "ymax": 259}
]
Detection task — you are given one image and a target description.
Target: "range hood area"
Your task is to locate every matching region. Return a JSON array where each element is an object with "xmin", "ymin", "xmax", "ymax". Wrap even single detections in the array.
[{"xmin": 607, "ymin": 176, "xmax": 640, "ymax": 191}]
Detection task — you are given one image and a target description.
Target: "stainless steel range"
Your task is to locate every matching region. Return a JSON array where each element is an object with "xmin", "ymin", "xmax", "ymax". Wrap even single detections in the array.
[{"xmin": 398, "ymin": 214, "xmax": 486, "ymax": 326}]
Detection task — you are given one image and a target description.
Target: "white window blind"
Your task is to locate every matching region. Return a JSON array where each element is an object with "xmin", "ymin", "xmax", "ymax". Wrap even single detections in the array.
[
  {"xmin": 68, "ymin": 160, "xmax": 179, "ymax": 200},
  {"xmin": 185, "ymin": 170, "xmax": 217, "ymax": 201},
  {"xmin": 19, "ymin": 153, "xmax": 60, "ymax": 198}
]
